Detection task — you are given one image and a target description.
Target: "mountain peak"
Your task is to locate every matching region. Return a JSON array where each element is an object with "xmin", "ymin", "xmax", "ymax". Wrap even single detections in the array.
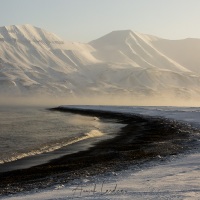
[
  {"xmin": 110, "ymin": 29, "xmax": 134, "ymax": 35},
  {"xmin": 90, "ymin": 29, "xmax": 161, "ymax": 47},
  {"xmin": 2, "ymin": 24, "xmax": 36, "ymax": 31},
  {"xmin": 0, "ymin": 24, "xmax": 63, "ymax": 43},
  {"xmin": 10, "ymin": 23, "xmax": 33, "ymax": 27},
  {"xmin": 90, "ymin": 29, "xmax": 136, "ymax": 46}
]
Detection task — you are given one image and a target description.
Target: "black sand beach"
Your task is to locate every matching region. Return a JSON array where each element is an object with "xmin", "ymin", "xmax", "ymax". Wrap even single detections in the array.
[{"xmin": 0, "ymin": 107, "xmax": 195, "ymax": 196}]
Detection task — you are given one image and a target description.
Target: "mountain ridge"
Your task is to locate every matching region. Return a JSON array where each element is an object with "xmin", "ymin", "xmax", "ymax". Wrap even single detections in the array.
[{"xmin": 1, "ymin": 24, "xmax": 200, "ymax": 102}]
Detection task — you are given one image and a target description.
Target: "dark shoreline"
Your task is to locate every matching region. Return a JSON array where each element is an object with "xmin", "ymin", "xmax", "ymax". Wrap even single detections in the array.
[{"xmin": 0, "ymin": 106, "xmax": 194, "ymax": 196}]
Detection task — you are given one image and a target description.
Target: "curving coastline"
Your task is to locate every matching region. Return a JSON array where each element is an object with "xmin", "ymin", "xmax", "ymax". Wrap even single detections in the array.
[{"xmin": 0, "ymin": 106, "xmax": 195, "ymax": 196}]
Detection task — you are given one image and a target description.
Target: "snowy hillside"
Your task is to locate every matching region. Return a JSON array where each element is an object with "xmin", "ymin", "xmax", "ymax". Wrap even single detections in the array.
[
  {"xmin": 90, "ymin": 30, "xmax": 190, "ymax": 73},
  {"xmin": 0, "ymin": 24, "xmax": 99, "ymax": 96},
  {"xmin": 1, "ymin": 24, "xmax": 200, "ymax": 100},
  {"xmin": 152, "ymin": 38, "xmax": 200, "ymax": 74}
]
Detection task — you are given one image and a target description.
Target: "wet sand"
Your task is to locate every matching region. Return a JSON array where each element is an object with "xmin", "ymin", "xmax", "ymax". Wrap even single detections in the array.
[{"xmin": 0, "ymin": 107, "xmax": 194, "ymax": 196}]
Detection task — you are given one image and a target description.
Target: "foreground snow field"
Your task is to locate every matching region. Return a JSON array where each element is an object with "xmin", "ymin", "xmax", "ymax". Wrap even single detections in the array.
[{"xmin": 2, "ymin": 153, "xmax": 199, "ymax": 200}]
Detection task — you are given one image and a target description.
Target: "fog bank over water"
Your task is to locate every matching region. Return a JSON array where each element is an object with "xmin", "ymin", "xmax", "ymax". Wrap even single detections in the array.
[{"xmin": 1, "ymin": 94, "xmax": 200, "ymax": 107}]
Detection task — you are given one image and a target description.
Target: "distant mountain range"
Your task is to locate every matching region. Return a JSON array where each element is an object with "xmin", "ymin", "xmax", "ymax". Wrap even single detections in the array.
[{"xmin": 1, "ymin": 24, "xmax": 200, "ymax": 101}]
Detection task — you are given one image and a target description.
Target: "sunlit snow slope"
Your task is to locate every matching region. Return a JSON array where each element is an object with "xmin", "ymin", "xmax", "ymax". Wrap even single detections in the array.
[
  {"xmin": 0, "ymin": 25, "xmax": 200, "ymax": 99},
  {"xmin": 0, "ymin": 24, "xmax": 99, "ymax": 96}
]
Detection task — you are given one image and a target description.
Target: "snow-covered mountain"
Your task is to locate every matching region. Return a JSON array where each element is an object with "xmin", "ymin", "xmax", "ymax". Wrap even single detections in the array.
[
  {"xmin": 1, "ymin": 24, "xmax": 200, "ymax": 100},
  {"xmin": 0, "ymin": 24, "xmax": 100, "ymax": 97}
]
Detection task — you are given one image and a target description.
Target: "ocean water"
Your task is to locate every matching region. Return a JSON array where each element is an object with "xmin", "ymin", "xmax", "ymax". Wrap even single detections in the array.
[
  {"xmin": 0, "ymin": 105, "xmax": 200, "ymax": 173},
  {"xmin": 0, "ymin": 106, "xmax": 122, "ymax": 172}
]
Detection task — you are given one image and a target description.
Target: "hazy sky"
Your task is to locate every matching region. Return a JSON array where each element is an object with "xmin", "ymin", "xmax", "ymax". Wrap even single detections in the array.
[{"xmin": 1, "ymin": 0, "xmax": 200, "ymax": 42}]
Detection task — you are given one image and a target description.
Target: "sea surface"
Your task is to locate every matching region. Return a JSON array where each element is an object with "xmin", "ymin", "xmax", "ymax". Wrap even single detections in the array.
[
  {"xmin": 0, "ymin": 105, "xmax": 200, "ymax": 173},
  {"xmin": 0, "ymin": 106, "xmax": 122, "ymax": 172}
]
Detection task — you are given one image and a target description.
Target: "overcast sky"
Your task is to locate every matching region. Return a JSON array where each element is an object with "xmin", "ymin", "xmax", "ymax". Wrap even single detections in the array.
[{"xmin": 1, "ymin": 0, "xmax": 200, "ymax": 42}]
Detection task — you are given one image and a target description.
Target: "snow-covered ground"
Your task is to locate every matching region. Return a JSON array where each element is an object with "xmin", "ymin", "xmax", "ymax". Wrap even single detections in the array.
[
  {"xmin": 1, "ymin": 106, "xmax": 200, "ymax": 200},
  {"xmin": 62, "ymin": 105, "xmax": 200, "ymax": 129},
  {"xmin": 2, "ymin": 153, "xmax": 199, "ymax": 200}
]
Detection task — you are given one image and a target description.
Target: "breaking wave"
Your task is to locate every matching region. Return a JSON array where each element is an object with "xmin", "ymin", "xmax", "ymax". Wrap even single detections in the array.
[
  {"xmin": 0, "ymin": 129, "xmax": 104, "ymax": 164},
  {"xmin": 84, "ymin": 129, "xmax": 104, "ymax": 137}
]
